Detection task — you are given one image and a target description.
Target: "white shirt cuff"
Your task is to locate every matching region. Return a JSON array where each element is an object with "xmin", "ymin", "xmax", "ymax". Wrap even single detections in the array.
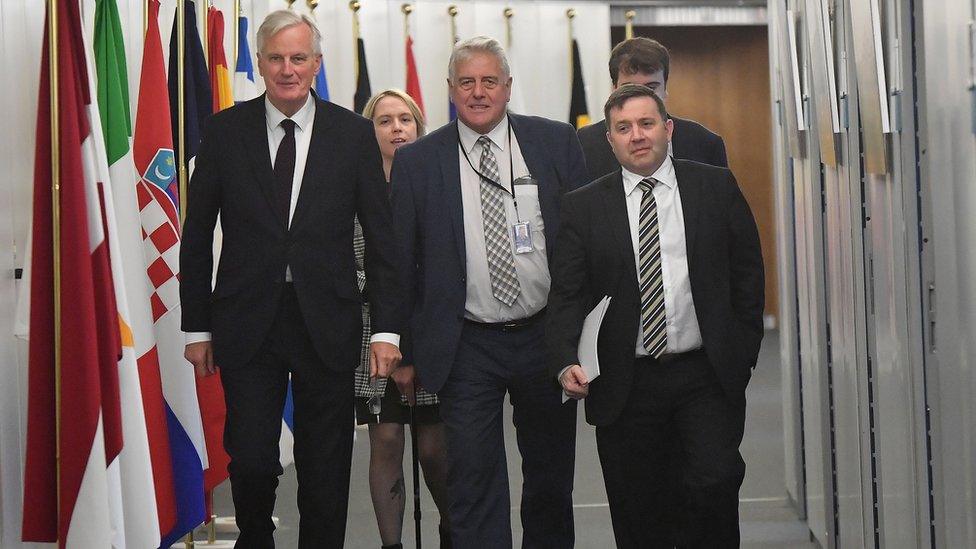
[
  {"xmin": 186, "ymin": 332, "xmax": 212, "ymax": 345},
  {"xmin": 369, "ymin": 332, "xmax": 400, "ymax": 347}
]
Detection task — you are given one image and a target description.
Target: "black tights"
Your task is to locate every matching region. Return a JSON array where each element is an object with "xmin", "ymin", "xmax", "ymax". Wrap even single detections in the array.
[{"xmin": 367, "ymin": 421, "xmax": 451, "ymax": 546}]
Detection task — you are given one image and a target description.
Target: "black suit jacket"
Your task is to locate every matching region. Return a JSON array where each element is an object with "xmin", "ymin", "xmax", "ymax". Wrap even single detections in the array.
[
  {"xmin": 577, "ymin": 117, "xmax": 728, "ymax": 183},
  {"xmin": 546, "ymin": 160, "xmax": 764, "ymax": 426},
  {"xmin": 180, "ymin": 95, "xmax": 402, "ymax": 371},
  {"xmin": 391, "ymin": 114, "xmax": 589, "ymax": 393}
]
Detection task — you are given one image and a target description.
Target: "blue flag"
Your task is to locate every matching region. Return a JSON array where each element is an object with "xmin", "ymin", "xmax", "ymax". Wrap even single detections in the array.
[
  {"xmin": 315, "ymin": 61, "xmax": 330, "ymax": 101},
  {"xmin": 234, "ymin": 15, "xmax": 257, "ymax": 102}
]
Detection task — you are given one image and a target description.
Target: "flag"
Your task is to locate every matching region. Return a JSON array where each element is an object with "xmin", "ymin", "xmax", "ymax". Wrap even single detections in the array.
[
  {"xmin": 405, "ymin": 35, "xmax": 424, "ymax": 116},
  {"xmin": 21, "ymin": 0, "xmax": 123, "ymax": 545},
  {"xmin": 569, "ymin": 38, "xmax": 589, "ymax": 128},
  {"xmin": 148, "ymin": 0, "xmax": 215, "ymax": 544},
  {"xmin": 170, "ymin": 0, "xmax": 212, "ymax": 186},
  {"xmin": 449, "ymin": 33, "xmax": 458, "ymax": 120},
  {"xmin": 314, "ymin": 42, "xmax": 330, "ymax": 100},
  {"xmin": 234, "ymin": 14, "xmax": 257, "ymax": 103},
  {"xmin": 171, "ymin": 0, "xmax": 231, "ymax": 522},
  {"xmin": 208, "ymin": 6, "xmax": 234, "ymax": 112},
  {"xmin": 92, "ymin": 0, "xmax": 163, "ymax": 545},
  {"xmin": 353, "ymin": 37, "xmax": 372, "ymax": 114}
]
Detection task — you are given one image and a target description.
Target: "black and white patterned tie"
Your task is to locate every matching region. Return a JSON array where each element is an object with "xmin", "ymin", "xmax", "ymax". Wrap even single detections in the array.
[
  {"xmin": 637, "ymin": 178, "xmax": 667, "ymax": 358},
  {"xmin": 477, "ymin": 135, "xmax": 520, "ymax": 306}
]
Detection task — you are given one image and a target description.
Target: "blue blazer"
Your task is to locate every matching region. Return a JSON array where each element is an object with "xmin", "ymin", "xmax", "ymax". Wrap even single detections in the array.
[{"xmin": 391, "ymin": 114, "xmax": 588, "ymax": 393}]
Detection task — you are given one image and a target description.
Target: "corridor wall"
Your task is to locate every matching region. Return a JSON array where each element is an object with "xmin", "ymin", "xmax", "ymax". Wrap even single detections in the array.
[{"xmin": 770, "ymin": 0, "xmax": 976, "ymax": 546}]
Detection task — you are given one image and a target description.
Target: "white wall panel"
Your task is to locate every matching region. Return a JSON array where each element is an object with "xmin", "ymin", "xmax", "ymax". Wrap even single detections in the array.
[{"xmin": 918, "ymin": 0, "xmax": 976, "ymax": 546}]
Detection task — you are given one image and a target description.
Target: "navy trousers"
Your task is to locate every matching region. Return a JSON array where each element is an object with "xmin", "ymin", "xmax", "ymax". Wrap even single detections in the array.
[{"xmin": 437, "ymin": 320, "xmax": 578, "ymax": 548}]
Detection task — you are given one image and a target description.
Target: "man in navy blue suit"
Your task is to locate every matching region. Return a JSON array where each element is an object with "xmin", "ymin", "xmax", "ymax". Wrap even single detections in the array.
[{"xmin": 390, "ymin": 36, "xmax": 589, "ymax": 548}]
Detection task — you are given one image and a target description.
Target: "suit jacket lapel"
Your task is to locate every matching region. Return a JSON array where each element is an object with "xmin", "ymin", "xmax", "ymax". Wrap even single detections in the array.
[
  {"xmin": 291, "ymin": 99, "xmax": 335, "ymax": 229},
  {"xmin": 600, "ymin": 171, "xmax": 638, "ymax": 281},
  {"xmin": 241, "ymin": 96, "xmax": 280, "ymax": 225},
  {"xmin": 439, "ymin": 121, "xmax": 466, "ymax": 267},
  {"xmin": 673, "ymin": 160, "xmax": 701, "ymax": 264}
]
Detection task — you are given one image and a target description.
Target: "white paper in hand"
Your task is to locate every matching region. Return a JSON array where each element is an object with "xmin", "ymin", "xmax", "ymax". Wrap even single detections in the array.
[{"xmin": 563, "ymin": 296, "xmax": 612, "ymax": 403}]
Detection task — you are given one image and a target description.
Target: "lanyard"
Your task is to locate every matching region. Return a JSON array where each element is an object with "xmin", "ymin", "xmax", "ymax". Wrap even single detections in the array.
[{"xmin": 458, "ymin": 121, "xmax": 522, "ymax": 221}]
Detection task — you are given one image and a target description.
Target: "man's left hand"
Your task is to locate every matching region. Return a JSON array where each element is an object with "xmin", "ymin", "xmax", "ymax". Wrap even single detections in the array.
[{"xmin": 369, "ymin": 341, "xmax": 402, "ymax": 379}]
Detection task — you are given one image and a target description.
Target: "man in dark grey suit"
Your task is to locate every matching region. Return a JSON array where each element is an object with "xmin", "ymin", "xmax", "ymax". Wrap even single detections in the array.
[
  {"xmin": 548, "ymin": 84, "xmax": 763, "ymax": 547},
  {"xmin": 391, "ymin": 36, "xmax": 588, "ymax": 548},
  {"xmin": 577, "ymin": 37, "xmax": 728, "ymax": 183}
]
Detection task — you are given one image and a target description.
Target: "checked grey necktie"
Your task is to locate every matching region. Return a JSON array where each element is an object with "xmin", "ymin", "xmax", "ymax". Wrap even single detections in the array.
[
  {"xmin": 637, "ymin": 178, "xmax": 667, "ymax": 358},
  {"xmin": 477, "ymin": 135, "xmax": 521, "ymax": 306}
]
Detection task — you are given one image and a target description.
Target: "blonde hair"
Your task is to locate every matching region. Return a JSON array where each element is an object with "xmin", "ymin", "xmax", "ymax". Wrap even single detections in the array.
[
  {"xmin": 256, "ymin": 10, "xmax": 322, "ymax": 56},
  {"xmin": 362, "ymin": 89, "xmax": 427, "ymax": 137}
]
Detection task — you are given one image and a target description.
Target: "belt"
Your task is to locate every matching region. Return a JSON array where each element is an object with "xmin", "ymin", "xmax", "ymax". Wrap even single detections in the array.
[
  {"xmin": 639, "ymin": 347, "xmax": 706, "ymax": 366},
  {"xmin": 464, "ymin": 307, "xmax": 547, "ymax": 332}
]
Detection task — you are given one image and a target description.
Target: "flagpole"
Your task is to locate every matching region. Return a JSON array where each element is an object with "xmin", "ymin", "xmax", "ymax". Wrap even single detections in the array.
[
  {"xmin": 46, "ymin": 0, "xmax": 63, "ymax": 537},
  {"xmin": 203, "ymin": 0, "xmax": 211, "ymax": 64},
  {"xmin": 567, "ymin": 8, "xmax": 575, "ymax": 90},
  {"xmin": 350, "ymin": 1, "xmax": 361, "ymax": 86},
  {"xmin": 503, "ymin": 7, "xmax": 513, "ymax": 49},
  {"xmin": 448, "ymin": 4, "xmax": 458, "ymax": 47},
  {"xmin": 233, "ymin": 0, "xmax": 240, "ymax": 70},
  {"xmin": 402, "ymin": 3, "xmax": 412, "ymax": 55},
  {"xmin": 177, "ymin": 0, "xmax": 188, "ymax": 224},
  {"xmin": 143, "ymin": 0, "xmax": 148, "ymax": 35},
  {"xmin": 287, "ymin": 0, "xmax": 297, "ymax": 9},
  {"xmin": 625, "ymin": 9, "xmax": 636, "ymax": 40}
]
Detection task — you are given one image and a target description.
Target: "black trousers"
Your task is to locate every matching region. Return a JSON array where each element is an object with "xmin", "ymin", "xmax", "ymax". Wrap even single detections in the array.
[
  {"xmin": 437, "ymin": 321, "xmax": 578, "ymax": 548},
  {"xmin": 595, "ymin": 351, "xmax": 746, "ymax": 549},
  {"xmin": 220, "ymin": 285, "xmax": 355, "ymax": 548}
]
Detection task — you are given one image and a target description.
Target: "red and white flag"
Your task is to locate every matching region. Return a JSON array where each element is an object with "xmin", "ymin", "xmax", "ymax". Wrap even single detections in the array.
[{"xmin": 21, "ymin": 0, "xmax": 124, "ymax": 546}]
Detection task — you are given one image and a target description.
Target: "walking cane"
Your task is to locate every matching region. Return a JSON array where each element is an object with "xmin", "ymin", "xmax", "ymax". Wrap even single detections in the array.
[{"xmin": 411, "ymin": 384, "xmax": 422, "ymax": 548}]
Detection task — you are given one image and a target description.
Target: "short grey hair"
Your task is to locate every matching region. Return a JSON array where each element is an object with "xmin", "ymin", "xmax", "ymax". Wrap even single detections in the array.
[
  {"xmin": 448, "ymin": 36, "xmax": 510, "ymax": 83},
  {"xmin": 256, "ymin": 10, "xmax": 322, "ymax": 56}
]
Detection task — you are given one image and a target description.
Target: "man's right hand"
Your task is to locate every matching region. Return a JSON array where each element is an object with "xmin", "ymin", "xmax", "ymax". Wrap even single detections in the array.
[
  {"xmin": 560, "ymin": 365, "xmax": 589, "ymax": 400},
  {"xmin": 185, "ymin": 341, "xmax": 216, "ymax": 378}
]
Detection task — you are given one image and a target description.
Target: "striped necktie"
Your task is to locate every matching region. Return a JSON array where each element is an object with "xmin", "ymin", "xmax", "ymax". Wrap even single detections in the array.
[
  {"xmin": 637, "ymin": 177, "xmax": 667, "ymax": 358},
  {"xmin": 477, "ymin": 135, "xmax": 520, "ymax": 306}
]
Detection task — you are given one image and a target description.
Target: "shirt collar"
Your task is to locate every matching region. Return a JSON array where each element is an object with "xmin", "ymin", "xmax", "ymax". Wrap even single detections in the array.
[
  {"xmin": 621, "ymin": 154, "xmax": 676, "ymax": 196},
  {"xmin": 265, "ymin": 93, "xmax": 316, "ymax": 133},
  {"xmin": 458, "ymin": 115, "xmax": 510, "ymax": 155}
]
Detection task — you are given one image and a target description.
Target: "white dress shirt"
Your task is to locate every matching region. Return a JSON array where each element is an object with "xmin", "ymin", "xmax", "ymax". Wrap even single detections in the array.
[
  {"xmin": 187, "ymin": 94, "xmax": 397, "ymax": 348},
  {"xmin": 457, "ymin": 116, "xmax": 550, "ymax": 323},
  {"xmin": 622, "ymin": 156, "xmax": 702, "ymax": 357}
]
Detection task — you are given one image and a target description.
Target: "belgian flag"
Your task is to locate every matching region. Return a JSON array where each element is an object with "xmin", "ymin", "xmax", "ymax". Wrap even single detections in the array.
[
  {"xmin": 569, "ymin": 38, "xmax": 589, "ymax": 128},
  {"xmin": 353, "ymin": 37, "xmax": 372, "ymax": 114}
]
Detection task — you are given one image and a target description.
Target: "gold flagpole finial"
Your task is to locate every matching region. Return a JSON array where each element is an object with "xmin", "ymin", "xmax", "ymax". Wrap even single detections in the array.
[
  {"xmin": 625, "ymin": 10, "xmax": 636, "ymax": 39},
  {"xmin": 286, "ymin": 0, "xmax": 297, "ymax": 9},
  {"xmin": 307, "ymin": 0, "xmax": 320, "ymax": 9},
  {"xmin": 504, "ymin": 7, "xmax": 513, "ymax": 19},
  {"xmin": 402, "ymin": 3, "xmax": 413, "ymax": 15},
  {"xmin": 566, "ymin": 8, "xmax": 576, "ymax": 19},
  {"xmin": 448, "ymin": 4, "xmax": 458, "ymax": 17},
  {"xmin": 350, "ymin": 1, "xmax": 361, "ymax": 13}
]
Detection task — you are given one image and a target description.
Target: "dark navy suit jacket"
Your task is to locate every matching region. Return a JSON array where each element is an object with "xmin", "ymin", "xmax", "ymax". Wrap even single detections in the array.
[{"xmin": 391, "ymin": 114, "xmax": 588, "ymax": 393}]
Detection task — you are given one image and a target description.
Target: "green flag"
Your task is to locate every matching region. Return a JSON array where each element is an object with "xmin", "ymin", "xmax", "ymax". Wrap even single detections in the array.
[{"xmin": 94, "ymin": 0, "xmax": 131, "ymax": 164}]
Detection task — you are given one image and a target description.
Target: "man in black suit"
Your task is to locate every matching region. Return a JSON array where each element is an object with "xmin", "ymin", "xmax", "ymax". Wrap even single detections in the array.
[
  {"xmin": 180, "ymin": 10, "xmax": 402, "ymax": 547},
  {"xmin": 547, "ymin": 84, "xmax": 764, "ymax": 547},
  {"xmin": 391, "ymin": 37, "xmax": 587, "ymax": 548},
  {"xmin": 578, "ymin": 37, "xmax": 728, "ymax": 182}
]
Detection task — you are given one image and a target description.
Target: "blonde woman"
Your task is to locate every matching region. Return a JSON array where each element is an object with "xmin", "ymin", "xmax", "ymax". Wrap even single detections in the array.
[{"xmin": 354, "ymin": 89, "xmax": 451, "ymax": 549}]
